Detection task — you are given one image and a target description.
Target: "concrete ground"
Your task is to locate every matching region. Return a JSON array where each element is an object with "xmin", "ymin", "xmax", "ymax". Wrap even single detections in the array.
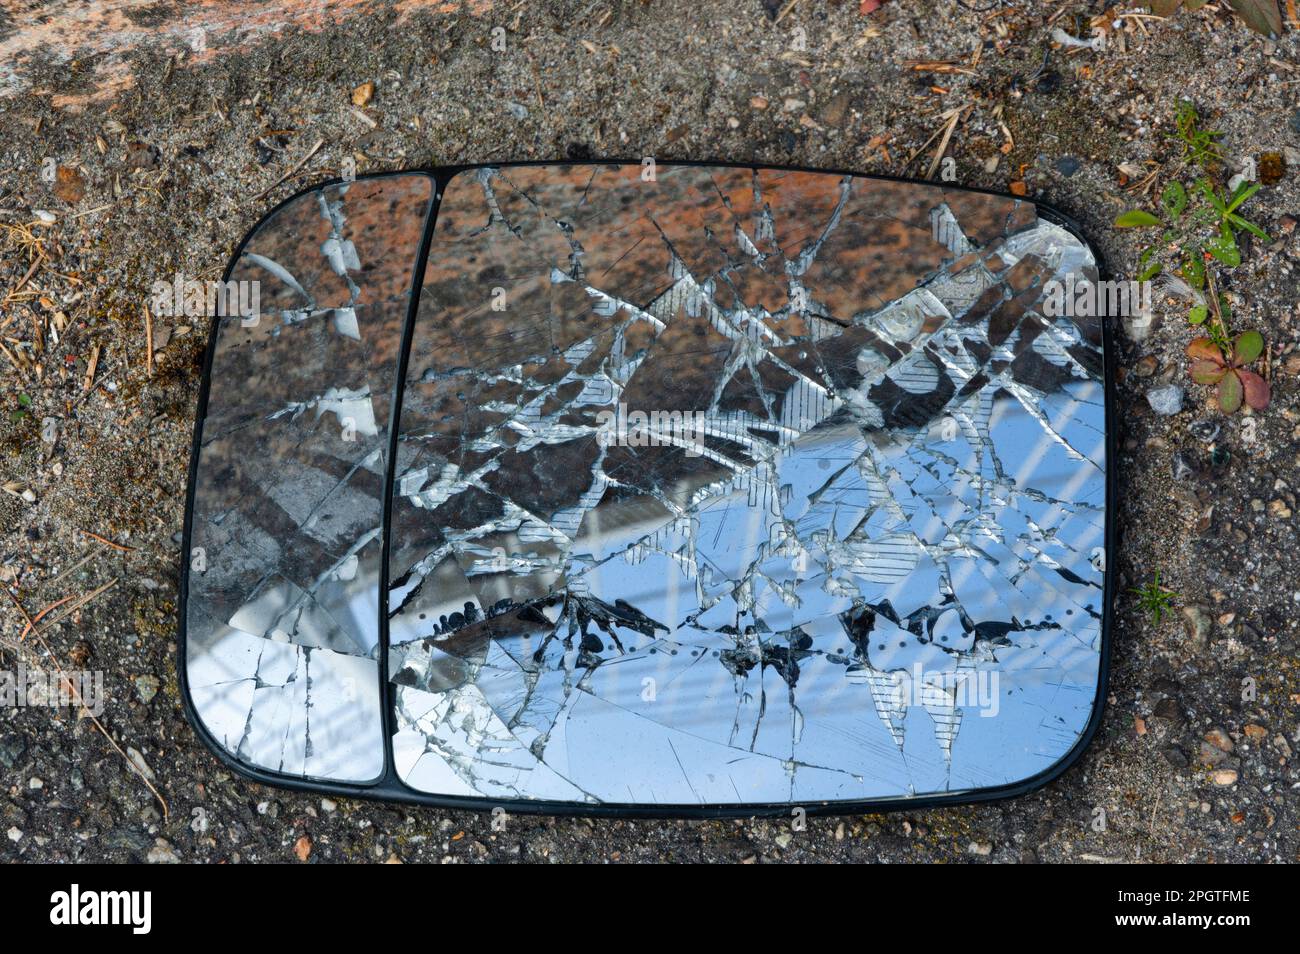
[{"xmin": 0, "ymin": 0, "xmax": 1297, "ymax": 862}]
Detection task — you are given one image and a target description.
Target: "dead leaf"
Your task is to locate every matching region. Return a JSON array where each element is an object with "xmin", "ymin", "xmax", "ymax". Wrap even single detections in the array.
[
  {"xmin": 1227, "ymin": 0, "xmax": 1284, "ymax": 35},
  {"xmin": 294, "ymin": 835, "xmax": 312, "ymax": 861},
  {"xmin": 53, "ymin": 166, "xmax": 85, "ymax": 204}
]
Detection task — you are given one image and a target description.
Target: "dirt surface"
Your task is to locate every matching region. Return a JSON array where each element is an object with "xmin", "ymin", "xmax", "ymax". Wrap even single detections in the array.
[{"xmin": 1, "ymin": 0, "xmax": 1298, "ymax": 863}]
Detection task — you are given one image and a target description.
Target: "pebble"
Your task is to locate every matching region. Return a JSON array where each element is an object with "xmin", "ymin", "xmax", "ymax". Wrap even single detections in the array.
[
  {"xmin": 351, "ymin": 81, "xmax": 375, "ymax": 108},
  {"xmin": 0, "ymin": 736, "xmax": 27, "ymax": 770},
  {"xmin": 7, "ymin": 827, "xmax": 21, "ymax": 842},
  {"xmin": 1211, "ymin": 769, "xmax": 1239, "ymax": 786},
  {"xmin": 1171, "ymin": 452, "xmax": 1195, "ymax": 481},
  {"xmin": 147, "ymin": 838, "xmax": 180, "ymax": 863},
  {"xmin": 1188, "ymin": 419, "xmax": 1220, "ymax": 443},
  {"xmin": 1180, "ymin": 605, "xmax": 1212, "ymax": 650},
  {"xmin": 126, "ymin": 747, "xmax": 156, "ymax": 783},
  {"xmin": 1269, "ymin": 499, "xmax": 1293, "ymax": 519},
  {"xmin": 1134, "ymin": 354, "xmax": 1158, "ymax": 377},
  {"xmin": 1152, "ymin": 696, "xmax": 1183, "ymax": 722},
  {"xmin": 774, "ymin": 831, "xmax": 792, "ymax": 849},
  {"xmin": 134, "ymin": 674, "xmax": 160, "ymax": 704},
  {"xmin": 1054, "ymin": 156, "xmax": 1081, "ymax": 177},
  {"xmin": 1204, "ymin": 728, "xmax": 1233, "ymax": 753},
  {"xmin": 1289, "ymin": 109, "xmax": 1300, "ymax": 135},
  {"xmin": 1146, "ymin": 384, "xmax": 1184, "ymax": 416},
  {"xmin": 506, "ymin": 102, "xmax": 528, "ymax": 121},
  {"xmin": 968, "ymin": 841, "xmax": 993, "ymax": 856}
]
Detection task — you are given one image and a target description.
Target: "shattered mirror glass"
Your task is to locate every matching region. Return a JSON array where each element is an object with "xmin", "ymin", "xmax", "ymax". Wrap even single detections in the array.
[{"xmin": 183, "ymin": 164, "xmax": 1111, "ymax": 813}]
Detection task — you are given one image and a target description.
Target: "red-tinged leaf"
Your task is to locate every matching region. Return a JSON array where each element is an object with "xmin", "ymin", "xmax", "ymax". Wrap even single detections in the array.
[
  {"xmin": 1236, "ymin": 369, "xmax": 1271, "ymax": 410},
  {"xmin": 1190, "ymin": 359, "xmax": 1228, "ymax": 385},
  {"xmin": 1218, "ymin": 371, "xmax": 1243, "ymax": 413},
  {"xmin": 1227, "ymin": 0, "xmax": 1283, "ymax": 36},
  {"xmin": 1232, "ymin": 330, "xmax": 1264, "ymax": 366},
  {"xmin": 1186, "ymin": 337, "xmax": 1226, "ymax": 363}
]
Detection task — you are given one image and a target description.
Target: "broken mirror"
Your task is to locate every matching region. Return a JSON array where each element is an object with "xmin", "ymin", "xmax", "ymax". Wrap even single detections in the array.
[{"xmin": 182, "ymin": 163, "xmax": 1111, "ymax": 813}]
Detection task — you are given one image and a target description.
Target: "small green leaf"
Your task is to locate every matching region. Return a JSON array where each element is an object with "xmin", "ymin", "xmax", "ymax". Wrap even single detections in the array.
[
  {"xmin": 1218, "ymin": 372, "xmax": 1244, "ymax": 413},
  {"xmin": 1227, "ymin": 213, "xmax": 1271, "ymax": 242},
  {"xmin": 1188, "ymin": 304, "xmax": 1208, "ymax": 325},
  {"xmin": 1190, "ymin": 359, "xmax": 1228, "ymax": 384},
  {"xmin": 1161, "ymin": 181, "xmax": 1188, "ymax": 218},
  {"xmin": 1218, "ymin": 294, "xmax": 1233, "ymax": 321},
  {"xmin": 17, "ymin": 394, "xmax": 31, "ymax": 407},
  {"xmin": 1226, "ymin": 180, "xmax": 1260, "ymax": 213},
  {"xmin": 1187, "ymin": 339, "xmax": 1227, "ymax": 367},
  {"xmin": 1233, "ymin": 330, "xmax": 1264, "ymax": 365},
  {"xmin": 1115, "ymin": 209, "xmax": 1162, "ymax": 228},
  {"xmin": 1205, "ymin": 228, "xmax": 1240, "ymax": 266},
  {"xmin": 1180, "ymin": 254, "xmax": 1206, "ymax": 289}
]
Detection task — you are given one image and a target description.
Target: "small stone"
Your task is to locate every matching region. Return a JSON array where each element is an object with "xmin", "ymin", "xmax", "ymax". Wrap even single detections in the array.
[
  {"xmin": 125, "ymin": 141, "xmax": 158, "ymax": 170},
  {"xmin": 1211, "ymin": 769, "xmax": 1238, "ymax": 786},
  {"xmin": 133, "ymin": 674, "xmax": 160, "ymax": 704},
  {"xmin": 28, "ymin": 777, "xmax": 42, "ymax": 789},
  {"xmin": 1134, "ymin": 354, "xmax": 1158, "ymax": 377},
  {"xmin": 6, "ymin": 827, "xmax": 21, "ymax": 842},
  {"xmin": 750, "ymin": 95, "xmax": 769, "ymax": 110},
  {"xmin": 1188, "ymin": 419, "xmax": 1220, "ymax": 443},
  {"xmin": 126, "ymin": 747, "xmax": 156, "ymax": 783},
  {"xmin": 1180, "ymin": 605, "xmax": 1212, "ymax": 649},
  {"xmin": 0, "ymin": 736, "xmax": 27, "ymax": 770},
  {"xmin": 1152, "ymin": 696, "xmax": 1183, "ymax": 722},
  {"xmin": 1203, "ymin": 728, "xmax": 1234, "ymax": 754},
  {"xmin": 1269, "ymin": 499, "xmax": 1293, "ymax": 519},
  {"xmin": 1243, "ymin": 724, "xmax": 1268, "ymax": 740},
  {"xmin": 1172, "ymin": 452, "xmax": 1196, "ymax": 481},
  {"xmin": 320, "ymin": 798, "xmax": 337, "ymax": 812},
  {"xmin": 351, "ymin": 81, "xmax": 375, "ymax": 108},
  {"xmin": 774, "ymin": 831, "xmax": 792, "ymax": 849},
  {"xmin": 294, "ymin": 834, "xmax": 313, "ymax": 861},
  {"xmin": 968, "ymin": 841, "xmax": 993, "ymax": 856},
  {"xmin": 1146, "ymin": 384, "xmax": 1184, "ymax": 416},
  {"xmin": 505, "ymin": 101, "xmax": 527, "ymax": 121},
  {"xmin": 1161, "ymin": 744, "xmax": 1189, "ymax": 768},
  {"xmin": 147, "ymin": 838, "xmax": 180, "ymax": 863},
  {"xmin": 1054, "ymin": 156, "xmax": 1081, "ymax": 177}
]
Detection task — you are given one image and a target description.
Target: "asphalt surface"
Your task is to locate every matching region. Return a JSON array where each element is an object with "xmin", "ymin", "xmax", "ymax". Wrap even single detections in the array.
[{"xmin": 0, "ymin": 0, "xmax": 1297, "ymax": 862}]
